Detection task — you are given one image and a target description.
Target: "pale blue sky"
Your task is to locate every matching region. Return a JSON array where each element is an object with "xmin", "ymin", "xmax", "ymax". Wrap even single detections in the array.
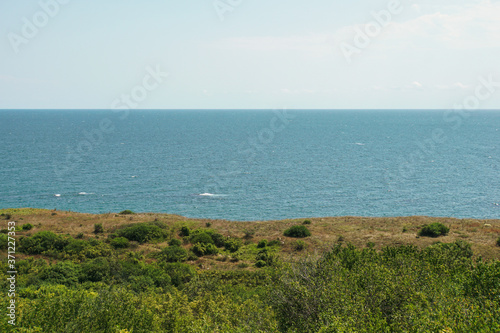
[{"xmin": 1, "ymin": 0, "xmax": 499, "ymax": 109}]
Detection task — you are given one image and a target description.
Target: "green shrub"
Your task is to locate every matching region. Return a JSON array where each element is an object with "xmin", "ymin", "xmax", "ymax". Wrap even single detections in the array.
[
  {"xmin": 224, "ymin": 238, "xmax": 242, "ymax": 253},
  {"xmin": 19, "ymin": 231, "xmax": 68, "ymax": 254},
  {"xmin": 22, "ymin": 223, "xmax": 34, "ymax": 230},
  {"xmin": 163, "ymin": 262, "xmax": 196, "ymax": 287},
  {"xmin": 257, "ymin": 239, "xmax": 268, "ymax": 248},
  {"xmin": 93, "ymin": 223, "xmax": 104, "ymax": 234},
  {"xmin": 367, "ymin": 242, "xmax": 375, "ymax": 248},
  {"xmin": 119, "ymin": 210, "xmax": 134, "ymax": 215},
  {"xmin": 0, "ymin": 233, "xmax": 8, "ymax": 250},
  {"xmin": 255, "ymin": 260, "xmax": 267, "ymax": 268},
  {"xmin": 284, "ymin": 225, "xmax": 311, "ymax": 238},
  {"xmin": 192, "ymin": 243, "xmax": 219, "ymax": 256},
  {"xmin": 418, "ymin": 223, "xmax": 449, "ymax": 237},
  {"xmin": 293, "ymin": 240, "xmax": 306, "ymax": 251},
  {"xmin": 110, "ymin": 237, "xmax": 130, "ymax": 249},
  {"xmin": 497, "ymin": 237, "xmax": 500, "ymax": 247},
  {"xmin": 161, "ymin": 245, "xmax": 188, "ymax": 262},
  {"xmin": 75, "ymin": 232, "xmax": 84, "ymax": 239},
  {"xmin": 205, "ymin": 222, "xmax": 212, "ymax": 228},
  {"xmin": 117, "ymin": 223, "xmax": 167, "ymax": 243},
  {"xmin": 39, "ymin": 261, "xmax": 81, "ymax": 286},
  {"xmin": 210, "ymin": 232, "xmax": 226, "ymax": 247},
  {"xmin": 169, "ymin": 238, "xmax": 182, "ymax": 247},
  {"xmin": 179, "ymin": 226, "xmax": 190, "ymax": 237},
  {"xmin": 303, "ymin": 220, "xmax": 312, "ymax": 225},
  {"xmin": 3, "ymin": 213, "xmax": 12, "ymax": 220},
  {"xmin": 190, "ymin": 232, "xmax": 214, "ymax": 245}
]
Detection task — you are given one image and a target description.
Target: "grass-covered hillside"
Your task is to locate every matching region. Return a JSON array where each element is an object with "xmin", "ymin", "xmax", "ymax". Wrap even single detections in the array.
[{"xmin": 1, "ymin": 208, "xmax": 500, "ymax": 332}]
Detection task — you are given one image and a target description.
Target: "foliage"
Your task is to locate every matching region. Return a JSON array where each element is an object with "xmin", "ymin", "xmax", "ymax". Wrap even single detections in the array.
[
  {"xmin": 497, "ymin": 237, "xmax": 500, "ymax": 247},
  {"xmin": 224, "ymin": 238, "xmax": 242, "ymax": 253},
  {"xmin": 284, "ymin": 225, "xmax": 311, "ymax": 238},
  {"xmin": 0, "ymin": 233, "xmax": 8, "ymax": 250},
  {"xmin": 303, "ymin": 220, "xmax": 312, "ymax": 225},
  {"xmin": 189, "ymin": 231, "xmax": 214, "ymax": 245},
  {"xmin": 293, "ymin": 240, "xmax": 306, "ymax": 251},
  {"xmin": 255, "ymin": 260, "xmax": 267, "ymax": 268},
  {"xmin": 22, "ymin": 223, "xmax": 34, "ymax": 230},
  {"xmin": 192, "ymin": 242, "xmax": 219, "ymax": 256},
  {"xmin": 169, "ymin": 238, "xmax": 182, "ymax": 247},
  {"xmin": 160, "ymin": 245, "xmax": 189, "ymax": 263},
  {"xmin": 110, "ymin": 237, "xmax": 130, "ymax": 249},
  {"xmin": 119, "ymin": 210, "xmax": 135, "ymax": 215},
  {"xmin": 418, "ymin": 222, "xmax": 450, "ymax": 237},
  {"xmin": 94, "ymin": 223, "xmax": 104, "ymax": 234},
  {"xmin": 257, "ymin": 239, "xmax": 268, "ymax": 248},
  {"xmin": 179, "ymin": 226, "xmax": 190, "ymax": 237},
  {"xmin": 116, "ymin": 222, "xmax": 167, "ymax": 243}
]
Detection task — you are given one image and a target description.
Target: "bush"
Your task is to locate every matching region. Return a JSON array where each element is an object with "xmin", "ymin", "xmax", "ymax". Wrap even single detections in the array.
[
  {"xmin": 75, "ymin": 232, "xmax": 84, "ymax": 239},
  {"xmin": 3, "ymin": 213, "xmax": 12, "ymax": 220},
  {"xmin": 168, "ymin": 238, "xmax": 182, "ymax": 247},
  {"xmin": 22, "ymin": 223, "xmax": 34, "ymax": 231},
  {"xmin": 117, "ymin": 223, "xmax": 167, "ymax": 243},
  {"xmin": 268, "ymin": 239, "xmax": 282, "ymax": 247},
  {"xmin": 190, "ymin": 232, "xmax": 214, "ymax": 245},
  {"xmin": 284, "ymin": 225, "xmax": 311, "ymax": 238},
  {"xmin": 179, "ymin": 226, "xmax": 190, "ymax": 237},
  {"xmin": 418, "ymin": 223, "xmax": 450, "ymax": 237},
  {"xmin": 303, "ymin": 220, "xmax": 312, "ymax": 225},
  {"xmin": 163, "ymin": 262, "xmax": 196, "ymax": 287},
  {"xmin": 255, "ymin": 260, "xmax": 267, "ymax": 268},
  {"xmin": 257, "ymin": 240, "xmax": 268, "ymax": 248},
  {"xmin": 192, "ymin": 243, "xmax": 219, "ymax": 256},
  {"xmin": 293, "ymin": 240, "xmax": 306, "ymax": 251},
  {"xmin": 94, "ymin": 223, "xmax": 104, "ymax": 234},
  {"xmin": 224, "ymin": 238, "xmax": 242, "ymax": 253},
  {"xmin": 110, "ymin": 237, "xmax": 130, "ymax": 249},
  {"xmin": 19, "ymin": 231, "xmax": 68, "ymax": 254},
  {"xmin": 0, "ymin": 233, "xmax": 8, "ymax": 250},
  {"xmin": 160, "ymin": 245, "xmax": 188, "ymax": 262},
  {"xmin": 205, "ymin": 222, "xmax": 212, "ymax": 228},
  {"xmin": 496, "ymin": 237, "xmax": 500, "ymax": 247},
  {"xmin": 120, "ymin": 210, "xmax": 134, "ymax": 215}
]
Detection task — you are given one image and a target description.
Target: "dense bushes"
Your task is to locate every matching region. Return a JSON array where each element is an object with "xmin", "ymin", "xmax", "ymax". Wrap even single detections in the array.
[
  {"xmin": 110, "ymin": 237, "xmax": 129, "ymax": 249},
  {"xmin": 270, "ymin": 241, "xmax": 499, "ymax": 332},
  {"xmin": 116, "ymin": 222, "xmax": 168, "ymax": 243},
  {"xmin": 160, "ymin": 245, "xmax": 189, "ymax": 262},
  {"xmin": 284, "ymin": 225, "xmax": 311, "ymax": 238},
  {"xmin": 418, "ymin": 222, "xmax": 450, "ymax": 237},
  {"xmin": 22, "ymin": 223, "xmax": 33, "ymax": 230}
]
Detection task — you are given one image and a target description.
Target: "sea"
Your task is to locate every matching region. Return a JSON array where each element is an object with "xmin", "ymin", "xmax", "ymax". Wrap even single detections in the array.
[{"xmin": 1, "ymin": 109, "xmax": 499, "ymax": 221}]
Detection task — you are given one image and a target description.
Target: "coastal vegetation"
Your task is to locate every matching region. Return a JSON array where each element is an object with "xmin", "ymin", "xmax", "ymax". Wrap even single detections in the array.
[{"xmin": 1, "ymin": 208, "xmax": 499, "ymax": 332}]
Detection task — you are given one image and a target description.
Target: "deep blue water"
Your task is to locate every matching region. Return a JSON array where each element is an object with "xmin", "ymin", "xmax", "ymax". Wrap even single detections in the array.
[{"xmin": 1, "ymin": 109, "xmax": 499, "ymax": 221}]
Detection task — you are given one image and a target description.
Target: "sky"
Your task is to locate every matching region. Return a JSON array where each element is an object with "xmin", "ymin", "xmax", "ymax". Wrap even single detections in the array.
[{"xmin": 1, "ymin": 0, "xmax": 499, "ymax": 109}]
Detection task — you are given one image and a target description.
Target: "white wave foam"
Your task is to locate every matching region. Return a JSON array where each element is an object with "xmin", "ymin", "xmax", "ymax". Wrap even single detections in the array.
[
  {"xmin": 54, "ymin": 194, "xmax": 61, "ymax": 197},
  {"xmin": 78, "ymin": 192, "xmax": 94, "ymax": 195},
  {"xmin": 199, "ymin": 193, "xmax": 216, "ymax": 196}
]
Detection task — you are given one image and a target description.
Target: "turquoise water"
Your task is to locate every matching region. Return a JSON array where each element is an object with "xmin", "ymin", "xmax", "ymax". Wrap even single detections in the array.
[{"xmin": 1, "ymin": 109, "xmax": 499, "ymax": 221}]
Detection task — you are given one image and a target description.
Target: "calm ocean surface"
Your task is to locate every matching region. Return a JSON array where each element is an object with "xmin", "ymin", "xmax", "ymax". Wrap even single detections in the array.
[{"xmin": 0, "ymin": 109, "xmax": 499, "ymax": 221}]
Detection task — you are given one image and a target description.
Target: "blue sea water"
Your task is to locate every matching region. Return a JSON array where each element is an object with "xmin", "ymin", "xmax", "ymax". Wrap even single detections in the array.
[{"xmin": 0, "ymin": 109, "xmax": 499, "ymax": 221}]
